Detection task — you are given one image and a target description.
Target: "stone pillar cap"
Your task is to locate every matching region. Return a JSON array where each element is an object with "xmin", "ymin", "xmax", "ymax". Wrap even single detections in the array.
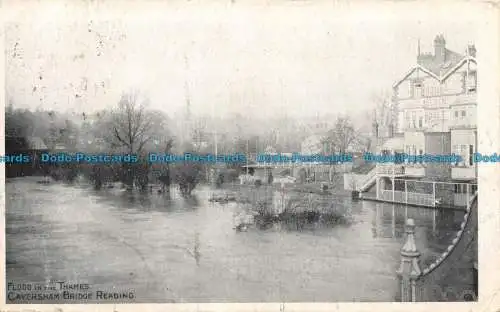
[{"xmin": 402, "ymin": 218, "xmax": 420, "ymax": 256}]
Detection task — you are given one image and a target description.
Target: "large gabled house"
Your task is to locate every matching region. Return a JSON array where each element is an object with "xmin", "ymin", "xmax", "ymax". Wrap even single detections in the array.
[
  {"xmin": 380, "ymin": 34, "xmax": 477, "ymax": 183},
  {"xmin": 345, "ymin": 35, "xmax": 478, "ymax": 208}
]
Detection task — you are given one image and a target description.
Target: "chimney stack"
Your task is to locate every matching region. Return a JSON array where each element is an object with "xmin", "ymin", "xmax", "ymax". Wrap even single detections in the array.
[
  {"xmin": 467, "ymin": 44, "xmax": 477, "ymax": 57},
  {"xmin": 433, "ymin": 34, "xmax": 446, "ymax": 63}
]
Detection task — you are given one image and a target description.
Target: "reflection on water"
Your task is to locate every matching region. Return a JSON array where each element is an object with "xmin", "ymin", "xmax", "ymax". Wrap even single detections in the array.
[{"xmin": 6, "ymin": 178, "xmax": 465, "ymax": 302}]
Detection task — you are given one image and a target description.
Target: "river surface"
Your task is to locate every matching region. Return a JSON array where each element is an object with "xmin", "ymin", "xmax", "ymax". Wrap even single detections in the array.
[{"xmin": 5, "ymin": 177, "xmax": 467, "ymax": 302}]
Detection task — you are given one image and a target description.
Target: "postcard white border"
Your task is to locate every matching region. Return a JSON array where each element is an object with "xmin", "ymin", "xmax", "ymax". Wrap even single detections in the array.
[{"xmin": 1, "ymin": 1, "xmax": 499, "ymax": 311}]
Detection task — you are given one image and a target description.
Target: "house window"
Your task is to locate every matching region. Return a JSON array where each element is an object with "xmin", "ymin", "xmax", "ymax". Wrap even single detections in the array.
[
  {"xmin": 471, "ymin": 184, "xmax": 478, "ymax": 193},
  {"xmin": 418, "ymin": 117, "xmax": 423, "ymax": 128},
  {"xmin": 394, "ymin": 152, "xmax": 404, "ymax": 164},
  {"xmin": 405, "ymin": 145, "xmax": 415, "ymax": 163},
  {"xmin": 455, "ymin": 184, "xmax": 466, "ymax": 193},
  {"xmin": 462, "ymin": 110, "xmax": 466, "ymax": 117},
  {"xmin": 414, "ymin": 81, "xmax": 423, "ymax": 97},
  {"xmin": 466, "ymin": 71, "xmax": 477, "ymax": 92},
  {"xmin": 411, "ymin": 145, "xmax": 417, "ymax": 163},
  {"xmin": 419, "ymin": 149, "xmax": 423, "ymax": 164},
  {"xmin": 469, "ymin": 145, "xmax": 474, "ymax": 166},
  {"xmin": 405, "ymin": 146, "xmax": 412, "ymax": 163},
  {"xmin": 455, "ymin": 111, "xmax": 459, "ymax": 118},
  {"xmin": 453, "ymin": 144, "xmax": 467, "ymax": 167}
]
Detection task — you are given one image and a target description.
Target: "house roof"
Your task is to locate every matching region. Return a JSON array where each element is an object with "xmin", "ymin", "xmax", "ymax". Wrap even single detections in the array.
[
  {"xmin": 393, "ymin": 40, "xmax": 477, "ymax": 90},
  {"xmin": 393, "ymin": 56, "xmax": 476, "ymax": 89},
  {"xmin": 417, "ymin": 48, "xmax": 464, "ymax": 76}
]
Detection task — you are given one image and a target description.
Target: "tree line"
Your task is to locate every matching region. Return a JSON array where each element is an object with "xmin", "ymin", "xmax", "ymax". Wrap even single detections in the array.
[
  {"xmin": 6, "ymin": 90, "xmax": 205, "ymax": 196},
  {"xmin": 6, "ymin": 90, "xmax": 393, "ymax": 192}
]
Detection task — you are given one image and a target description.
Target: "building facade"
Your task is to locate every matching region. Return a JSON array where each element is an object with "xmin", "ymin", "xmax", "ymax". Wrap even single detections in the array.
[{"xmin": 387, "ymin": 34, "xmax": 477, "ymax": 183}]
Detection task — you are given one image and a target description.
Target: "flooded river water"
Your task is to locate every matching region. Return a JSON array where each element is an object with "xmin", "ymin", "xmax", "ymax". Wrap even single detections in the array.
[{"xmin": 5, "ymin": 177, "xmax": 466, "ymax": 302}]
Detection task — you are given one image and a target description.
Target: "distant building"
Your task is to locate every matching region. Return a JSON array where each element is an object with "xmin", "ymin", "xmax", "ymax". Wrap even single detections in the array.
[
  {"xmin": 5, "ymin": 136, "xmax": 49, "ymax": 177},
  {"xmin": 264, "ymin": 145, "xmax": 277, "ymax": 154}
]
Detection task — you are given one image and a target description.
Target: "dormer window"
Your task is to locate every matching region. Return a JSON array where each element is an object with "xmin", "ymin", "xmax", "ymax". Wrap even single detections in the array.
[
  {"xmin": 466, "ymin": 71, "xmax": 477, "ymax": 92},
  {"xmin": 413, "ymin": 80, "xmax": 423, "ymax": 98}
]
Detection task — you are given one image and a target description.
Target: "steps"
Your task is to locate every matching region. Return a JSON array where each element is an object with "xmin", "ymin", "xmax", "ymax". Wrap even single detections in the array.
[
  {"xmin": 358, "ymin": 166, "xmax": 378, "ymax": 192},
  {"xmin": 352, "ymin": 163, "xmax": 376, "ymax": 174}
]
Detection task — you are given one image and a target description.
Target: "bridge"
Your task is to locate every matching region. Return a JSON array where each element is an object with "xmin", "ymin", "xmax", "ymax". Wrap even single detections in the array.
[{"xmin": 397, "ymin": 192, "xmax": 478, "ymax": 301}]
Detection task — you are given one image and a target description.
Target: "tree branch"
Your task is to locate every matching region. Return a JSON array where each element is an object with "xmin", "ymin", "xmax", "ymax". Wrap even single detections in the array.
[{"xmin": 113, "ymin": 127, "xmax": 130, "ymax": 148}]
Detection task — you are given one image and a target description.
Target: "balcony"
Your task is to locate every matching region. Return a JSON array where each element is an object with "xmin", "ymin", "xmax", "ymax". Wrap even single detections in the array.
[
  {"xmin": 376, "ymin": 164, "xmax": 426, "ymax": 177},
  {"xmin": 449, "ymin": 118, "xmax": 477, "ymax": 130},
  {"xmin": 376, "ymin": 164, "xmax": 405, "ymax": 176},
  {"xmin": 452, "ymin": 166, "xmax": 476, "ymax": 180},
  {"xmin": 404, "ymin": 164, "xmax": 426, "ymax": 177},
  {"xmin": 397, "ymin": 93, "xmax": 477, "ymax": 110}
]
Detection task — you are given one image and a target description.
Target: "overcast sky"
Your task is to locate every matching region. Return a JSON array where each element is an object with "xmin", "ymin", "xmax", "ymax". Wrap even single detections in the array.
[{"xmin": 6, "ymin": 1, "xmax": 482, "ymax": 119}]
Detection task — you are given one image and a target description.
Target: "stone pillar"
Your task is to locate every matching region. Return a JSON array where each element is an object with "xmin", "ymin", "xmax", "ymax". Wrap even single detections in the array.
[{"xmin": 396, "ymin": 219, "xmax": 422, "ymax": 302}]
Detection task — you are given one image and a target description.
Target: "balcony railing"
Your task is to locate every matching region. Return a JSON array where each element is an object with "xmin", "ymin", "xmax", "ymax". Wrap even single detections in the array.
[
  {"xmin": 377, "ymin": 164, "xmax": 405, "ymax": 175},
  {"xmin": 449, "ymin": 118, "xmax": 477, "ymax": 130},
  {"xmin": 397, "ymin": 92, "xmax": 477, "ymax": 110},
  {"xmin": 451, "ymin": 166, "xmax": 476, "ymax": 180},
  {"xmin": 375, "ymin": 164, "xmax": 427, "ymax": 177},
  {"xmin": 404, "ymin": 165, "xmax": 426, "ymax": 177}
]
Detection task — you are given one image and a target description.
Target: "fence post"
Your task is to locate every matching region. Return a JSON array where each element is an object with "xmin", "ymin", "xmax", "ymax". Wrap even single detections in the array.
[
  {"xmin": 392, "ymin": 177, "xmax": 395, "ymax": 202},
  {"xmin": 396, "ymin": 218, "xmax": 422, "ymax": 302},
  {"xmin": 280, "ymin": 182, "xmax": 285, "ymax": 213},
  {"xmin": 432, "ymin": 182, "xmax": 436, "ymax": 207},
  {"xmin": 466, "ymin": 183, "xmax": 470, "ymax": 205},
  {"xmin": 405, "ymin": 180, "xmax": 408, "ymax": 204}
]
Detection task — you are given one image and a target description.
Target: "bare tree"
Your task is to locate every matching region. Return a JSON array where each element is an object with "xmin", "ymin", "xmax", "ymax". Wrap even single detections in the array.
[
  {"xmin": 325, "ymin": 115, "xmax": 357, "ymax": 154},
  {"xmin": 353, "ymin": 134, "xmax": 372, "ymax": 153},
  {"xmin": 371, "ymin": 91, "xmax": 393, "ymax": 131},
  {"xmin": 353, "ymin": 91, "xmax": 395, "ymax": 153},
  {"xmin": 107, "ymin": 90, "xmax": 157, "ymax": 154},
  {"xmin": 104, "ymin": 90, "xmax": 163, "ymax": 190}
]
